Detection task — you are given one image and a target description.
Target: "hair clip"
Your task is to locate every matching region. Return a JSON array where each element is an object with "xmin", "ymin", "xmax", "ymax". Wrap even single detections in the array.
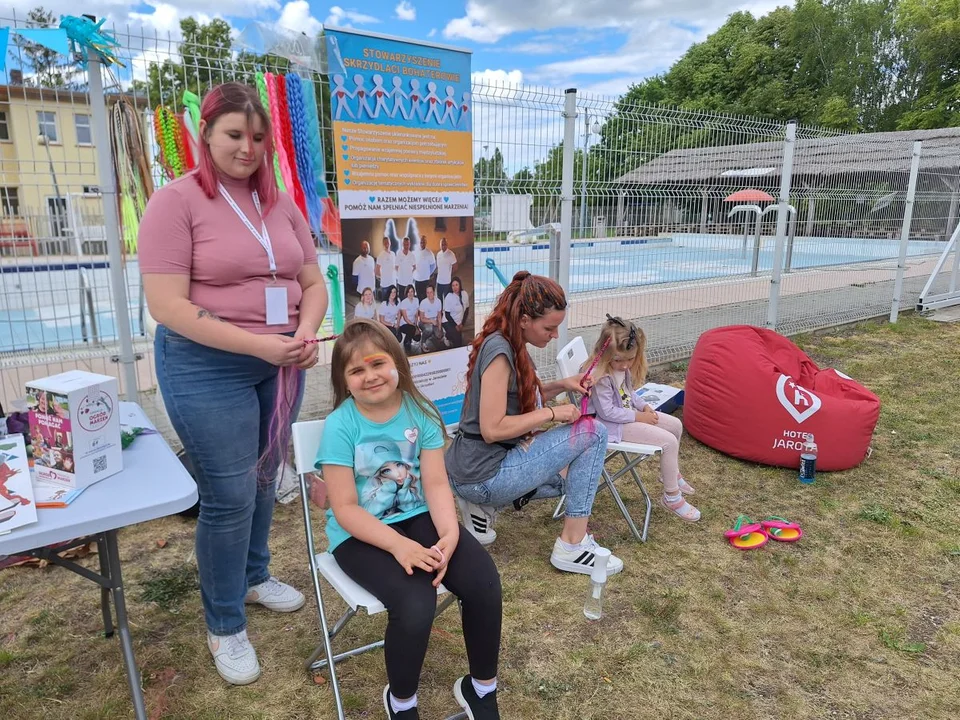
[
  {"xmin": 605, "ymin": 313, "xmax": 626, "ymax": 327},
  {"xmin": 627, "ymin": 325, "xmax": 637, "ymax": 350}
]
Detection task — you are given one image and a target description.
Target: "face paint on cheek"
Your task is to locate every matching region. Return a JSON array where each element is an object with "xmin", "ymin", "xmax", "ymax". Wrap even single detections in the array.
[{"xmin": 389, "ymin": 368, "xmax": 399, "ymax": 388}]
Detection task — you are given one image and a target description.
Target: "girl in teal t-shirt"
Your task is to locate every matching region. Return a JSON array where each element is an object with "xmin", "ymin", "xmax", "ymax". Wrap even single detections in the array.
[{"xmin": 316, "ymin": 318, "xmax": 502, "ymax": 720}]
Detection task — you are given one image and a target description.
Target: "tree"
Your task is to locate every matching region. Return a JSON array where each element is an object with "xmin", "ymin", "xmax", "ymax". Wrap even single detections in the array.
[
  {"xmin": 895, "ymin": 0, "xmax": 960, "ymax": 129},
  {"xmin": 10, "ymin": 7, "xmax": 82, "ymax": 88}
]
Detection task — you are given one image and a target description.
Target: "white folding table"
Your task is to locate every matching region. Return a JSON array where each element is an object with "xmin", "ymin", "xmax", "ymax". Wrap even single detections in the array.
[{"xmin": 0, "ymin": 402, "xmax": 197, "ymax": 720}]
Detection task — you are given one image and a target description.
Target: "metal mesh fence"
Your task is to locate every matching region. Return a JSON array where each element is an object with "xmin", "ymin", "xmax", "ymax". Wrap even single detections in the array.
[{"xmin": 2, "ymin": 18, "xmax": 957, "ymax": 444}]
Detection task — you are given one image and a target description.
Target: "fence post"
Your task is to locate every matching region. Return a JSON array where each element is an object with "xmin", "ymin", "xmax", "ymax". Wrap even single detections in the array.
[
  {"xmin": 766, "ymin": 121, "xmax": 797, "ymax": 329},
  {"xmin": 88, "ymin": 56, "xmax": 139, "ymax": 402},
  {"xmin": 558, "ymin": 88, "xmax": 577, "ymax": 348},
  {"xmin": 891, "ymin": 141, "xmax": 923, "ymax": 323}
]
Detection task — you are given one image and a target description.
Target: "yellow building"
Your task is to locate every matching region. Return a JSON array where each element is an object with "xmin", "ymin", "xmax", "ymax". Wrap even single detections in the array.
[{"xmin": 0, "ymin": 83, "xmax": 139, "ymax": 255}]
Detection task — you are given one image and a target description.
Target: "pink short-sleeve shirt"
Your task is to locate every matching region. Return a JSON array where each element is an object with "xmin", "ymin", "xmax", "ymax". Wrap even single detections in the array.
[{"xmin": 138, "ymin": 172, "xmax": 317, "ymax": 333}]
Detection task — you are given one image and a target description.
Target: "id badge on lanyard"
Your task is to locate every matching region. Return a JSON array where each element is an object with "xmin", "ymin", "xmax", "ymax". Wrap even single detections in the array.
[{"xmin": 219, "ymin": 184, "xmax": 288, "ymax": 325}]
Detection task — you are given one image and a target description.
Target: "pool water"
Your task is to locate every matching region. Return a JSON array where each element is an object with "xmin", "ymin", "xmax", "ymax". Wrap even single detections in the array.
[
  {"xmin": 0, "ymin": 236, "xmax": 943, "ymax": 352},
  {"xmin": 473, "ymin": 234, "xmax": 943, "ymax": 304}
]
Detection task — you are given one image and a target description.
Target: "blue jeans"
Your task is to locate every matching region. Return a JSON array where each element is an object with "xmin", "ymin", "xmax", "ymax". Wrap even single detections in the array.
[
  {"xmin": 453, "ymin": 421, "xmax": 608, "ymax": 517},
  {"xmin": 154, "ymin": 326, "xmax": 304, "ymax": 635}
]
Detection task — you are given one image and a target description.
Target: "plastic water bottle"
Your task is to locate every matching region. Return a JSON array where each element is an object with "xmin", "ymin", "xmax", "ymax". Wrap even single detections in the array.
[
  {"xmin": 799, "ymin": 433, "xmax": 817, "ymax": 484},
  {"xmin": 583, "ymin": 547, "xmax": 611, "ymax": 620}
]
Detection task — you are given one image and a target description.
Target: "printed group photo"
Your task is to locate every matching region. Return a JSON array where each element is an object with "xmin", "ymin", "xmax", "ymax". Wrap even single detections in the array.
[{"xmin": 342, "ymin": 215, "xmax": 475, "ymax": 357}]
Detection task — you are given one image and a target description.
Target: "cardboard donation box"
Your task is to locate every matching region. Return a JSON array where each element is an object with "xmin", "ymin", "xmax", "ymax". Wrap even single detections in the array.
[{"xmin": 26, "ymin": 370, "xmax": 122, "ymax": 489}]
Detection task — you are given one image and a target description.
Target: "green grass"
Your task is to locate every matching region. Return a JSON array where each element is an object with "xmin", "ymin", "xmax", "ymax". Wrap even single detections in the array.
[
  {"xmin": 138, "ymin": 564, "xmax": 200, "ymax": 610},
  {"xmin": 0, "ymin": 314, "xmax": 958, "ymax": 719}
]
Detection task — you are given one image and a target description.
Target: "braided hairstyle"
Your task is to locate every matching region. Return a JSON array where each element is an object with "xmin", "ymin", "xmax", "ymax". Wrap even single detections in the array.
[{"xmin": 466, "ymin": 271, "xmax": 567, "ymax": 413}]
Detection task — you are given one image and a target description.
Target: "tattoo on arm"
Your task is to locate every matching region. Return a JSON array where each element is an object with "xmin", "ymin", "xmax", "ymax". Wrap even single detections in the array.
[{"xmin": 196, "ymin": 307, "xmax": 223, "ymax": 322}]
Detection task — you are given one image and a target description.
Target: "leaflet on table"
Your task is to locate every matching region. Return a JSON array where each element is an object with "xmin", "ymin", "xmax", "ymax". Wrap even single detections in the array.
[
  {"xmin": 31, "ymin": 479, "xmax": 88, "ymax": 508},
  {"xmin": 0, "ymin": 434, "xmax": 37, "ymax": 535}
]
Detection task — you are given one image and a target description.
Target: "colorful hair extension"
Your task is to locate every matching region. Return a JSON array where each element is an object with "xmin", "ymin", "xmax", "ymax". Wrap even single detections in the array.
[
  {"xmin": 266, "ymin": 73, "xmax": 295, "ymax": 194},
  {"xmin": 301, "ymin": 77, "xmax": 342, "ymax": 247},
  {"xmin": 178, "ymin": 114, "xmax": 196, "ymax": 170},
  {"xmin": 275, "ymin": 74, "xmax": 308, "ymax": 219},
  {"xmin": 286, "ymin": 73, "xmax": 323, "ymax": 236},
  {"xmin": 326, "ymin": 264, "xmax": 345, "ymax": 333},
  {"xmin": 256, "ymin": 72, "xmax": 286, "ymax": 192},
  {"xmin": 299, "ymin": 78, "xmax": 327, "ymax": 200},
  {"xmin": 257, "ymin": 366, "xmax": 303, "ymax": 483},
  {"xmin": 153, "ymin": 106, "xmax": 186, "ymax": 179},
  {"xmin": 181, "ymin": 90, "xmax": 201, "ymax": 169}
]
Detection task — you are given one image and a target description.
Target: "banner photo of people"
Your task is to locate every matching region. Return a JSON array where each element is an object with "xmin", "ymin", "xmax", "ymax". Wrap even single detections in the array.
[{"xmin": 327, "ymin": 27, "xmax": 473, "ymax": 424}]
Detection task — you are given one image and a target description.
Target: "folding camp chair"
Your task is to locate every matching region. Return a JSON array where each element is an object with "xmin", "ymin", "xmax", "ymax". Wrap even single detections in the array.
[
  {"xmin": 292, "ymin": 420, "xmax": 465, "ymax": 720},
  {"xmin": 553, "ymin": 336, "xmax": 662, "ymax": 542}
]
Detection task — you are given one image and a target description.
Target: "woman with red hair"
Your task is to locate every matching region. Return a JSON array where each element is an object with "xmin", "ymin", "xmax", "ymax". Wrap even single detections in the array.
[
  {"xmin": 445, "ymin": 272, "xmax": 623, "ymax": 576},
  {"xmin": 139, "ymin": 83, "xmax": 328, "ymax": 685}
]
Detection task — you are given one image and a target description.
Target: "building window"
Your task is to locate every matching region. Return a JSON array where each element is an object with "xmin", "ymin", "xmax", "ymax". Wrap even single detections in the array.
[
  {"xmin": 74, "ymin": 114, "xmax": 93, "ymax": 145},
  {"xmin": 0, "ymin": 187, "xmax": 20, "ymax": 217},
  {"xmin": 434, "ymin": 217, "xmax": 447, "ymax": 231},
  {"xmin": 459, "ymin": 216, "xmax": 467, "ymax": 232},
  {"xmin": 0, "ymin": 111, "xmax": 9, "ymax": 141},
  {"xmin": 37, "ymin": 111, "xmax": 58, "ymax": 143}
]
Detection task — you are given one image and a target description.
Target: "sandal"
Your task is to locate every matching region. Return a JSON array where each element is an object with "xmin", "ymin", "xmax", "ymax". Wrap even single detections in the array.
[
  {"xmin": 660, "ymin": 494, "xmax": 701, "ymax": 522},
  {"xmin": 724, "ymin": 515, "xmax": 769, "ymax": 550},
  {"xmin": 760, "ymin": 516, "xmax": 803, "ymax": 542},
  {"xmin": 677, "ymin": 477, "xmax": 696, "ymax": 496}
]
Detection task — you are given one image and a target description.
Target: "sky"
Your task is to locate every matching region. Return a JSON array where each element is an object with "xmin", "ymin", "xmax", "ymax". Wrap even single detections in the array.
[{"xmin": 4, "ymin": 0, "xmax": 788, "ymax": 98}]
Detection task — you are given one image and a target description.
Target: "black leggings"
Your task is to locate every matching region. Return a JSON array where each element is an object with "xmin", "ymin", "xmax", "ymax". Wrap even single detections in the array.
[{"xmin": 333, "ymin": 513, "xmax": 502, "ymax": 697}]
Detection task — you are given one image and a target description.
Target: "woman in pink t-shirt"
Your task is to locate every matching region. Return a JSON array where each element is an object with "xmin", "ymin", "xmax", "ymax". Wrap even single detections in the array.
[{"xmin": 138, "ymin": 83, "xmax": 328, "ymax": 686}]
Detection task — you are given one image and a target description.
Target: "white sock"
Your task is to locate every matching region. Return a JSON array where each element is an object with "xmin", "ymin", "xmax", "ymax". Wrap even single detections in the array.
[
  {"xmin": 665, "ymin": 492, "xmax": 683, "ymax": 503},
  {"xmin": 472, "ymin": 677, "xmax": 497, "ymax": 698},
  {"xmin": 390, "ymin": 692, "xmax": 418, "ymax": 713},
  {"xmin": 559, "ymin": 537, "xmax": 586, "ymax": 552}
]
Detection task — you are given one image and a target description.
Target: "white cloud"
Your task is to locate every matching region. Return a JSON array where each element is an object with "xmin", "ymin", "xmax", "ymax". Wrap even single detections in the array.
[
  {"xmin": 427, "ymin": 28, "xmax": 437, "ymax": 37},
  {"xmin": 472, "ymin": 68, "xmax": 524, "ymax": 87},
  {"xmin": 444, "ymin": 0, "xmax": 780, "ymax": 44},
  {"xmin": 278, "ymin": 0, "xmax": 323, "ymax": 35},
  {"xmin": 443, "ymin": 1, "xmax": 515, "ymax": 43},
  {"xmin": 324, "ymin": 5, "xmax": 380, "ymax": 27},
  {"xmin": 394, "ymin": 0, "xmax": 416, "ymax": 21}
]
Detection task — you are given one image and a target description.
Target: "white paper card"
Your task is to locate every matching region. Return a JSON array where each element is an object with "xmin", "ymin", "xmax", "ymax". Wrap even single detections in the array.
[{"xmin": 265, "ymin": 286, "xmax": 289, "ymax": 326}]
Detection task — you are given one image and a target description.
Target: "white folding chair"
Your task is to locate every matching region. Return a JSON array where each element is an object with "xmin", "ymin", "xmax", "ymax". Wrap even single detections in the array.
[
  {"xmin": 554, "ymin": 336, "xmax": 662, "ymax": 542},
  {"xmin": 292, "ymin": 420, "xmax": 464, "ymax": 720}
]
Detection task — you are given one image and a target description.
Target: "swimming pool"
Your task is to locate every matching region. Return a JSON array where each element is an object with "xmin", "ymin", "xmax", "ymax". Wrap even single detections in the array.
[
  {"xmin": 472, "ymin": 233, "xmax": 943, "ymax": 304},
  {"xmin": 0, "ymin": 236, "xmax": 943, "ymax": 353}
]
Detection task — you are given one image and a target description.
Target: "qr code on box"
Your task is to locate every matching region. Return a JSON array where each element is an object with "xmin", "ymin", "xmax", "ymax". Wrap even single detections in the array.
[{"xmin": 93, "ymin": 455, "xmax": 107, "ymax": 474}]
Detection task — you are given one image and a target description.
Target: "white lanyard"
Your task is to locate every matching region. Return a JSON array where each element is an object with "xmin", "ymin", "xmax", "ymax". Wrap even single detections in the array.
[{"xmin": 218, "ymin": 183, "xmax": 276, "ymax": 274}]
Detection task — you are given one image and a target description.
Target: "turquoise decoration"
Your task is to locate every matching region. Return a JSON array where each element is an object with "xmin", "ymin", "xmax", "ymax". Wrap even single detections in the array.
[
  {"xmin": 59, "ymin": 15, "xmax": 123, "ymax": 67},
  {"xmin": 0, "ymin": 28, "xmax": 7, "ymax": 72},
  {"xmin": 485, "ymin": 257, "xmax": 509, "ymax": 288},
  {"xmin": 11, "ymin": 27, "xmax": 70, "ymax": 56},
  {"xmin": 326, "ymin": 265, "xmax": 345, "ymax": 333}
]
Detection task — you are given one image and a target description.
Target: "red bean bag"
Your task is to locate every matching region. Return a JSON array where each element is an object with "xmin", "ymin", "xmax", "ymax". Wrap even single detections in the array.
[{"xmin": 683, "ymin": 325, "xmax": 880, "ymax": 471}]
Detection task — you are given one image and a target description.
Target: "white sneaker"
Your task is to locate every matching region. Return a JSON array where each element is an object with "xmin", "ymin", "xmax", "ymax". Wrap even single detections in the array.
[
  {"xmin": 456, "ymin": 496, "xmax": 497, "ymax": 546},
  {"xmin": 550, "ymin": 534, "xmax": 624, "ymax": 576},
  {"xmin": 244, "ymin": 576, "xmax": 306, "ymax": 612},
  {"xmin": 207, "ymin": 629, "xmax": 261, "ymax": 685}
]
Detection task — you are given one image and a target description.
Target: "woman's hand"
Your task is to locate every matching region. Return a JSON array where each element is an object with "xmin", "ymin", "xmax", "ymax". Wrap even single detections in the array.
[
  {"xmin": 253, "ymin": 334, "xmax": 306, "ymax": 367},
  {"xmin": 564, "ymin": 373, "xmax": 592, "ymax": 394},
  {"xmin": 552, "ymin": 403, "xmax": 582, "ymax": 424},
  {"xmin": 431, "ymin": 530, "xmax": 459, "ymax": 587},
  {"xmin": 391, "ymin": 537, "xmax": 442, "ymax": 576},
  {"xmin": 294, "ymin": 327, "xmax": 320, "ymax": 369}
]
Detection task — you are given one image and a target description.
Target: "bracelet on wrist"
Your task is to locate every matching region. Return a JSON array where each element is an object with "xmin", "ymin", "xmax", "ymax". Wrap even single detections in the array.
[{"xmin": 549, "ymin": 406, "xmax": 555, "ymax": 422}]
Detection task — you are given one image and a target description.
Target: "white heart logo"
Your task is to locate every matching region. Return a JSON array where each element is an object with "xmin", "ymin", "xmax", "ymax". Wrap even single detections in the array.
[
  {"xmin": 403, "ymin": 427, "xmax": 419, "ymax": 444},
  {"xmin": 775, "ymin": 374, "xmax": 822, "ymax": 424}
]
